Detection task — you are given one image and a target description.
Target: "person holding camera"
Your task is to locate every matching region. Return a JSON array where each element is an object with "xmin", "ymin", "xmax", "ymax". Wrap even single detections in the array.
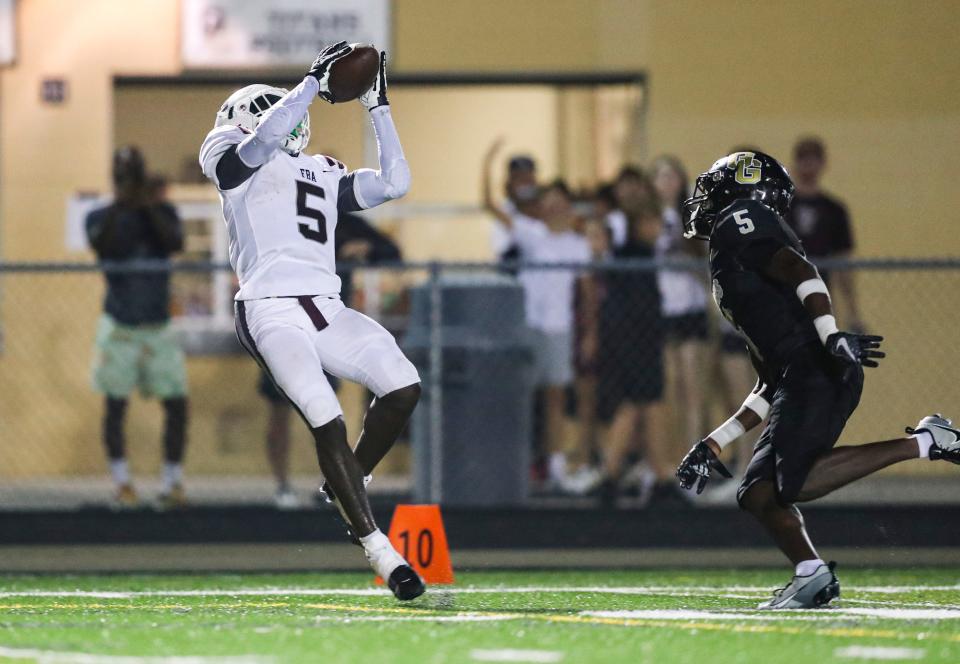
[{"xmin": 86, "ymin": 146, "xmax": 189, "ymax": 509}]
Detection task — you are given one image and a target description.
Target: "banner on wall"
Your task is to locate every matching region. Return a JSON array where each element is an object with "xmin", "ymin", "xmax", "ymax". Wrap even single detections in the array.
[
  {"xmin": 181, "ymin": 0, "xmax": 391, "ymax": 69},
  {"xmin": 0, "ymin": 0, "xmax": 15, "ymax": 66}
]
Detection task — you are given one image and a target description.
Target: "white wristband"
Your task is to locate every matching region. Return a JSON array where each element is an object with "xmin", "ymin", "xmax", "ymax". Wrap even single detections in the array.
[
  {"xmin": 796, "ymin": 278, "xmax": 830, "ymax": 302},
  {"xmin": 743, "ymin": 392, "xmax": 771, "ymax": 420},
  {"xmin": 813, "ymin": 314, "xmax": 840, "ymax": 344},
  {"xmin": 707, "ymin": 416, "xmax": 746, "ymax": 449}
]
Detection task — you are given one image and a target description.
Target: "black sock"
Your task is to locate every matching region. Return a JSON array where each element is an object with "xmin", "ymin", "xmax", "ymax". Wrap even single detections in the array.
[
  {"xmin": 162, "ymin": 397, "xmax": 188, "ymax": 463},
  {"xmin": 104, "ymin": 397, "xmax": 128, "ymax": 460}
]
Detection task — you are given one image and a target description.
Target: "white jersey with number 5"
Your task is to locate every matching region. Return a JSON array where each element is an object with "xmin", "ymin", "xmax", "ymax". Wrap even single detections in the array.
[{"xmin": 200, "ymin": 125, "xmax": 352, "ymax": 300}]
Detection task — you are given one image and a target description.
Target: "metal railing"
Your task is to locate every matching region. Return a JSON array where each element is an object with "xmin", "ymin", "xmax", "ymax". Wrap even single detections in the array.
[{"xmin": 0, "ymin": 257, "xmax": 957, "ymax": 509}]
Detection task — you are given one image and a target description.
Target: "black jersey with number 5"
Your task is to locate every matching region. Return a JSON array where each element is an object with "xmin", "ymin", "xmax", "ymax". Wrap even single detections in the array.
[{"xmin": 709, "ymin": 200, "xmax": 819, "ymax": 367}]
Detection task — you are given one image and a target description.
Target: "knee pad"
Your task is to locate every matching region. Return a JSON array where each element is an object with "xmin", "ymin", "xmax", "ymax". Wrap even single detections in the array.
[{"xmin": 300, "ymin": 388, "xmax": 343, "ymax": 429}]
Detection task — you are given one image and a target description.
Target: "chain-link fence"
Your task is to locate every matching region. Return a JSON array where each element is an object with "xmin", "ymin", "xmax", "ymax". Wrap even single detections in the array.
[{"xmin": 1, "ymin": 258, "xmax": 958, "ymax": 510}]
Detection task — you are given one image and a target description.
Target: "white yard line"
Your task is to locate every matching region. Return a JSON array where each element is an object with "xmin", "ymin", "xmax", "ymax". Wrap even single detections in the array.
[
  {"xmin": 470, "ymin": 649, "xmax": 564, "ymax": 663},
  {"xmin": 840, "ymin": 607, "xmax": 960, "ymax": 619},
  {"xmin": 1, "ymin": 584, "xmax": 957, "ymax": 599},
  {"xmin": 834, "ymin": 645, "xmax": 926, "ymax": 660},
  {"xmin": 314, "ymin": 614, "xmax": 518, "ymax": 623},
  {"xmin": 841, "ymin": 597, "xmax": 960, "ymax": 610},
  {"xmin": 0, "ymin": 646, "xmax": 272, "ymax": 664},
  {"xmin": 584, "ymin": 609, "xmax": 807, "ymax": 621},
  {"xmin": 585, "ymin": 607, "xmax": 960, "ymax": 621}
]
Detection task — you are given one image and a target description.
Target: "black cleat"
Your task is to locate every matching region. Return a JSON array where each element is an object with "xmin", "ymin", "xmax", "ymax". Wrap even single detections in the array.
[{"xmin": 388, "ymin": 564, "xmax": 426, "ymax": 601}]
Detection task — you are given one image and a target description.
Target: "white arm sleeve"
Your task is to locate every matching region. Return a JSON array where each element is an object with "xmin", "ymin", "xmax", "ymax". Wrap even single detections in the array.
[
  {"xmin": 236, "ymin": 76, "xmax": 319, "ymax": 168},
  {"xmin": 351, "ymin": 106, "xmax": 411, "ymax": 209}
]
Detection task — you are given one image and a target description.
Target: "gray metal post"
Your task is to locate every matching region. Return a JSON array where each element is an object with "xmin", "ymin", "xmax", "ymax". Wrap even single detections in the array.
[{"xmin": 427, "ymin": 262, "xmax": 443, "ymax": 503}]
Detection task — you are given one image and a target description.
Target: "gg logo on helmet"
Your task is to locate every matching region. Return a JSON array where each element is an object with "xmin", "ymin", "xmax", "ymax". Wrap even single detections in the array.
[{"xmin": 729, "ymin": 152, "xmax": 762, "ymax": 185}]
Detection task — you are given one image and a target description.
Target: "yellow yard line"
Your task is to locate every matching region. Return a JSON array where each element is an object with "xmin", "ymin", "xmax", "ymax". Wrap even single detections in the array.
[
  {"xmin": 3, "ymin": 598, "xmax": 959, "ymax": 645},
  {"xmin": 302, "ymin": 602, "xmax": 960, "ymax": 644}
]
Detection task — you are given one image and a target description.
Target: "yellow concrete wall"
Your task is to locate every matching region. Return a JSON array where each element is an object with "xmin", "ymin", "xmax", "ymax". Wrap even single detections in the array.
[
  {"xmin": 1, "ymin": 1, "xmax": 959, "ymax": 478},
  {"xmin": 5, "ymin": 0, "xmax": 959, "ymax": 255}
]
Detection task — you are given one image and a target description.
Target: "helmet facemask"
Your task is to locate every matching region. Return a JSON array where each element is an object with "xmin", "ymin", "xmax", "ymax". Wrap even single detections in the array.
[
  {"xmin": 215, "ymin": 85, "xmax": 310, "ymax": 155},
  {"xmin": 682, "ymin": 171, "xmax": 722, "ymax": 240}
]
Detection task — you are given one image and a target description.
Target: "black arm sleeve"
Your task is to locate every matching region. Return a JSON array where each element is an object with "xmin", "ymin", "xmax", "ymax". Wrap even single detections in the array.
[
  {"xmin": 335, "ymin": 212, "xmax": 402, "ymax": 263},
  {"xmin": 215, "ymin": 145, "xmax": 260, "ymax": 190},
  {"xmin": 337, "ymin": 173, "xmax": 364, "ymax": 213}
]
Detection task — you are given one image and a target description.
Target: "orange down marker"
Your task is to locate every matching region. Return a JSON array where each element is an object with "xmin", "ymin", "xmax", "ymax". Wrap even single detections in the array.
[{"xmin": 375, "ymin": 504, "xmax": 454, "ymax": 585}]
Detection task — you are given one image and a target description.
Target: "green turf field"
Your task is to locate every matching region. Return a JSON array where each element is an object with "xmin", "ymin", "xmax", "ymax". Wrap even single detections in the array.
[{"xmin": 1, "ymin": 568, "xmax": 958, "ymax": 663}]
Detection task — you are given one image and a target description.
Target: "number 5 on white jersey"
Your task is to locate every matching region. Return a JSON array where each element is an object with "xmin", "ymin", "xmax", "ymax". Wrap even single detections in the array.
[{"xmin": 733, "ymin": 209, "xmax": 754, "ymax": 234}]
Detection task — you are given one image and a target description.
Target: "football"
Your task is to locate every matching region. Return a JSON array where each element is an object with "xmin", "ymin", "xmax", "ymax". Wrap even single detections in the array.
[{"xmin": 328, "ymin": 44, "xmax": 379, "ymax": 103}]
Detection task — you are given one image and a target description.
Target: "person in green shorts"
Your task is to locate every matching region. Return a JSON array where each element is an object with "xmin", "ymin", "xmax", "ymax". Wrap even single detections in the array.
[{"xmin": 86, "ymin": 148, "xmax": 189, "ymax": 509}]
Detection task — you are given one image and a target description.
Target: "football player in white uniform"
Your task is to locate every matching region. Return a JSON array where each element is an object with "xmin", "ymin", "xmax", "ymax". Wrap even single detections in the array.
[{"xmin": 199, "ymin": 42, "xmax": 424, "ymax": 600}]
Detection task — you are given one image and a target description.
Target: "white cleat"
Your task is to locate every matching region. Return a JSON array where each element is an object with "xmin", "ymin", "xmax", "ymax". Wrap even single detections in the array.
[
  {"xmin": 273, "ymin": 487, "xmax": 300, "ymax": 510},
  {"xmin": 758, "ymin": 562, "xmax": 840, "ymax": 610},
  {"xmin": 907, "ymin": 414, "xmax": 960, "ymax": 464}
]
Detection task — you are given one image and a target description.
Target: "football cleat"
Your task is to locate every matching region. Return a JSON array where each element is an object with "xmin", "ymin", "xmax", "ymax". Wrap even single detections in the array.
[
  {"xmin": 362, "ymin": 533, "xmax": 426, "ymax": 601},
  {"xmin": 273, "ymin": 487, "xmax": 300, "ymax": 510},
  {"xmin": 387, "ymin": 564, "xmax": 426, "ymax": 602},
  {"xmin": 757, "ymin": 562, "xmax": 840, "ymax": 610},
  {"xmin": 157, "ymin": 484, "xmax": 188, "ymax": 510},
  {"xmin": 112, "ymin": 483, "xmax": 139, "ymax": 509},
  {"xmin": 907, "ymin": 414, "xmax": 960, "ymax": 464}
]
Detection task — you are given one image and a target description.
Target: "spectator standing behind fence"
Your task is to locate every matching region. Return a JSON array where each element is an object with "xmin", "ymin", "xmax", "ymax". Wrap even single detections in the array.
[
  {"xmin": 651, "ymin": 155, "xmax": 710, "ymax": 458},
  {"xmin": 569, "ymin": 216, "xmax": 612, "ymax": 492},
  {"xmin": 258, "ymin": 211, "xmax": 401, "ymax": 509},
  {"xmin": 596, "ymin": 200, "xmax": 671, "ymax": 506},
  {"xmin": 483, "ymin": 139, "xmax": 593, "ymax": 492},
  {"xmin": 489, "ymin": 152, "xmax": 541, "ymax": 261},
  {"xmin": 85, "ymin": 147, "xmax": 189, "ymax": 509},
  {"xmin": 605, "ymin": 167, "xmax": 656, "ymax": 250},
  {"xmin": 784, "ymin": 137, "xmax": 863, "ymax": 331}
]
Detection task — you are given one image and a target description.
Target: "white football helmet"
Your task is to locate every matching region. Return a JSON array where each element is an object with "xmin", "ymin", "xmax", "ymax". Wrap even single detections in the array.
[{"xmin": 214, "ymin": 84, "xmax": 310, "ymax": 155}]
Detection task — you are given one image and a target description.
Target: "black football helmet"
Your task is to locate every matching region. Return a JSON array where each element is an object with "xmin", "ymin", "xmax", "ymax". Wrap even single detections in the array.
[{"xmin": 682, "ymin": 151, "xmax": 795, "ymax": 240}]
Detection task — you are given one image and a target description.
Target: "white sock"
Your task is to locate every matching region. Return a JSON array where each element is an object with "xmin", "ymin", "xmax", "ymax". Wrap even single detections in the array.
[
  {"xmin": 360, "ymin": 528, "xmax": 392, "ymax": 553},
  {"xmin": 162, "ymin": 462, "xmax": 183, "ymax": 492},
  {"xmin": 110, "ymin": 459, "xmax": 130, "ymax": 486},
  {"xmin": 359, "ymin": 529, "xmax": 405, "ymax": 579},
  {"xmin": 795, "ymin": 558, "xmax": 826, "ymax": 577},
  {"xmin": 912, "ymin": 431, "xmax": 934, "ymax": 459},
  {"xmin": 548, "ymin": 453, "xmax": 567, "ymax": 481}
]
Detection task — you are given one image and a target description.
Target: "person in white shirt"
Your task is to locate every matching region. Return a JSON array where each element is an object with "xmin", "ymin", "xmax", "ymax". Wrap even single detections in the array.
[
  {"xmin": 489, "ymin": 154, "xmax": 541, "ymax": 259},
  {"xmin": 652, "ymin": 155, "xmax": 710, "ymax": 452},
  {"xmin": 198, "ymin": 42, "xmax": 423, "ymax": 601},
  {"xmin": 482, "ymin": 140, "xmax": 594, "ymax": 489}
]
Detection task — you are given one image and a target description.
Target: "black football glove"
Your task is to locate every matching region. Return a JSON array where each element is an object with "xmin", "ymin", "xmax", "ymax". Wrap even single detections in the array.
[
  {"xmin": 359, "ymin": 50, "xmax": 389, "ymax": 111},
  {"xmin": 307, "ymin": 40, "xmax": 354, "ymax": 103},
  {"xmin": 677, "ymin": 440, "xmax": 733, "ymax": 494},
  {"xmin": 826, "ymin": 331, "xmax": 884, "ymax": 368}
]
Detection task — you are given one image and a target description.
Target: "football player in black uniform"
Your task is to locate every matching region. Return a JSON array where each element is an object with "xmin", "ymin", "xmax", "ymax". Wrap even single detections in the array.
[{"xmin": 676, "ymin": 151, "xmax": 960, "ymax": 609}]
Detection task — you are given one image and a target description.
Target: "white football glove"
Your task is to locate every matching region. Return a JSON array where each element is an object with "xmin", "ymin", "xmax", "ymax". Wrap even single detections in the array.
[
  {"xmin": 359, "ymin": 51, "xmax": 389, "ymax": 111},
  {"xmin": 307, "ymin": 40, "xmax": 354, "ymax": 103}
]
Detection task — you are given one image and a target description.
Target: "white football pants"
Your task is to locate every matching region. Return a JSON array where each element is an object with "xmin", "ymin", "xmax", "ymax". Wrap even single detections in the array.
[{"xmin": 235, "ymin": 295, "xmax": 420, "ymax": 427}]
